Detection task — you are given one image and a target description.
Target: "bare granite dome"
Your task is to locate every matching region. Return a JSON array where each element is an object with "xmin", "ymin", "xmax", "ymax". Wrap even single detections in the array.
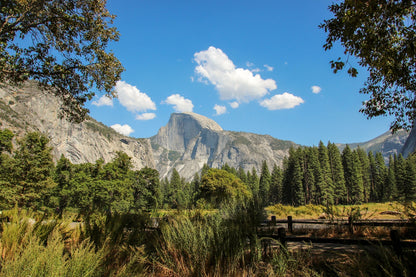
[{"xmin": 180, "ymin": 112, "xmax": 223, "ymax": 131}]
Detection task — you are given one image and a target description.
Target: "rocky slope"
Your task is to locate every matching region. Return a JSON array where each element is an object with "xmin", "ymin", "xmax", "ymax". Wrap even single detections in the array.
[
  {"xmin": 401, "ymin": 125, "xmax": 416, "ymax": 158},
  {"xmin": 151, "ymin": 112, "xmax": 297, "ymax": 180},
  {"xmin": 0, "ymin": 81, "xmax": 154, "ymax": 169},
  {"xmin": 336, "ymin": 129, "xmax": 410, "ymax": 161}
]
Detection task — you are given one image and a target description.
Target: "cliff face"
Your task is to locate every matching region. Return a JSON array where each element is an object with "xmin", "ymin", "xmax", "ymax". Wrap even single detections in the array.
[
  {"xmin": 336, "ymin": 130, "xmax": 410, "ymax": 161},
  {"xmin": 401, "ymin": 125, "xmax": 416, "ymax": 158},
  {"xmin": 0, "ymin": 81, "xmax": 154, "ymax": 169},
  {"xmin": 151, "ymin": 112, "xmax": 297, "ymax": 180}
]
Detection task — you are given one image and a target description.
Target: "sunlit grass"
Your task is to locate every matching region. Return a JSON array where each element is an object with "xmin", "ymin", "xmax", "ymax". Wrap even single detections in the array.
[{"xmin": 265, "ymin": 202, "xmax": 414, "ymax": 220}]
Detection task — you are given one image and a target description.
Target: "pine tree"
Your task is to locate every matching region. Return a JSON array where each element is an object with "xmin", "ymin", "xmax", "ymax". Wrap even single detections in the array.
[
  {"xmin": 293, "ymin": 157, "xmax": 305, "ymax": 206},
  {"xmin": 384, "ymin": 156, "xmax": 397, "ymax": 201},
  {"xmin": 248, "ymin": 167, "xmax": 259, "ymax": 197},
  {"xmin": 309, "ymin": 147, "xmax": 324, "ymax": 205},
  {"xmin": 403, "ymin": 157, "xmax": 416, "ymax": 202},
  {"xmin": 269, "ymin": 164, "xmax": 283, "ymax": 204},
  {"xmin": 374, "ymin": 152, "xmax": 387, "ymax": 201},
  {"xmin": 13, "ymin": 132, "xmax": 56, "ymax": 209},
  {"xmin": 327, "ymin": 142, "xmax": 346, "ymax": 204},
  {"xmin": 342, "ymin": 145, "xmax": 354, "ymax": 204},
  {"xmin": 395, "ymin": 154, "xmax": 406, "ymax": 201},
  {"xmin": 350, "ymin": 151, "xmax": 364, "ymax": 204},
  {"xmin": 282, "ymin": 148, "xmax": 296, "ymax": 205},
  {"xmin": 357, "ymin": 148, "xmax": 371, "ymax": 202},
  {"xmin": 318, "ymin": 141, "xmax": 334, "ymax": 206},
  {"xmin": 303, "ymin": 148, "xmax": 316, "ymax": 204},
  {"xmin": 237, "ymin": 167, "xmax": 247, "ymax": 185},
  {"xmin": 259, "ymin": 160, "xmax": 271, "ymax": 206}
]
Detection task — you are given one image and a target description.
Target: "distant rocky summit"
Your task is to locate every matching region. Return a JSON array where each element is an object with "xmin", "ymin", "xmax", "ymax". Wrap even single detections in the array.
[
  {"xmin": 151, "ymin": 112, "xmax": 297, "ymax": 180},
  {"xmin": 0, "ymin": 81, "xmax": 414, "ymax": 181},
  {"xmin": 336, "ymin": 129, "xmax": 410, "ymax": 162}
]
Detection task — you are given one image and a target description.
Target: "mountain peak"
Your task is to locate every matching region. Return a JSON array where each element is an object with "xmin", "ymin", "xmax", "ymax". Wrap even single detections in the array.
[{"xmin": 173, "ymin": 112, "xmax": 223, "ymax": 131}]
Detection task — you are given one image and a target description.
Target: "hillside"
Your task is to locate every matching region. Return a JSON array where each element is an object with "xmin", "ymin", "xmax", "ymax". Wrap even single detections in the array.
[{"xmin": 0, "ymin": 81, "xmax": 154, "ymax": 169}]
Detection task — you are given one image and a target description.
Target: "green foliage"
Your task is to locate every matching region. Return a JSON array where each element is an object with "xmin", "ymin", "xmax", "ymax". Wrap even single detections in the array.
[
  {"xmin": 321, "ymin": 1, "xmax": 416, "ymax": 131},
  {"xmin": 198, "ymin": 168, "xmax": 252, "ymax": 207},
  {"xmin": 0, "ymin": 129, "xmax": 13, "ymax": 153},
  {"xmin": 0, "ymin": 0, "xmax": 124, "ymax": 122},
  {"xmin": 84, "ymin": 120, "xmax": 120, "ymax": 140},
  {"xmin": 0, "ymin": 209, "xmax": 106, "ymax": 277}
]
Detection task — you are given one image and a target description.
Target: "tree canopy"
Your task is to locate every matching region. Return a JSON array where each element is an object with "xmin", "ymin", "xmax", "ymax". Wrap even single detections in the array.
[
  {"xmin": 0, "ymin": 0, "xmax": 124, "ymax": 122},
  {"xmin": 320, "ymin": 0, "xmax": 416, "ymax": 131}
]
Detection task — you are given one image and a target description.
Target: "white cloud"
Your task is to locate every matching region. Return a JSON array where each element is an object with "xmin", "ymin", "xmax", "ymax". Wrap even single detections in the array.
[
  {"xmin": 264, "ymin": 64, "xmax": 274, "ymax": 71},
  {"xmin": 115, "ymin": 81, "xmax": 156, "ymax": 113},
  {"xmin": 111, "ymin": 124, "xmax": 134, "ymax": 136},
  {"xmin": 311, "ymin": 85, "xmax": 322, "ymax": 94},
  {"xmin": 136, "ymin": 113, "xmax": 156, "ymax": 121},
  {"xmin": 164, "ymin": 94, "xmax": 194, "ymax": 112},
  {"xmin": 260, "ymin": 92, "xmax": 304, "ymax": 110},
  {"xmin": 214, "ymin": 104, "xmax": 227, "ymax": 115},
  {"xmin": 230, "ymin": 101, "xmax": 239, "ymax": 109},
  {"xmin": 92, "ymin": 95, "xmax": 113, "ymax": 107},
  {"xmin": 194, "ymin": 46, "xmax": 277, "ymax": 103}
]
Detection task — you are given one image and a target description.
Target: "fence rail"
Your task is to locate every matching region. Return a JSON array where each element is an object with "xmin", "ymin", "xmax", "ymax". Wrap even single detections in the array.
[{"xmin": 260, "ymin": 216, "xmax": 416, "ymax": 255}]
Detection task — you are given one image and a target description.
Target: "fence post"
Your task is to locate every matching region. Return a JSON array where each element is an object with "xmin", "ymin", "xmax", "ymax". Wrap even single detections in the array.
[
  {"xmin": 390, "ymin": 229, "xmax": 402, "ymax": 256},
  {"xmin": 278, "ymin": 227, "xmax": 286, "ymax": 248},
  {"xmin": 271, "ymin": 215, "xmax": 276, "ymax": 226},
  {"xmin": 287, "ymin": 216, "xmax": 293, "ymax": 233},
  {"xmin": 348, "ymin": 216, "xmax": 353, "ymax": 234}
]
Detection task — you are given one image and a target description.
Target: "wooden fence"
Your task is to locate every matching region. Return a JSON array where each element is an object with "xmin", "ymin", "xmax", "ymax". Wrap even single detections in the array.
[{"xmin": 260, "ymin": 216, "xmax": 416, "ymax": 255}]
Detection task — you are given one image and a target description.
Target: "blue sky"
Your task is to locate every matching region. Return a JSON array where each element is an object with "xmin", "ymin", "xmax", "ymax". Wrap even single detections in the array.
[{"xmin": 86, "ymin": 0, "xmax": 394, "ymax": 146}]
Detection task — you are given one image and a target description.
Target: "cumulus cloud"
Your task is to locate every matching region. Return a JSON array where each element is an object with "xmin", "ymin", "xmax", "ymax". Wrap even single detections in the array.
[
  {"xmin": 115, "ymin": 81, "xmax": 156, "ymax": 113},
  {"xmin": 92, "ymin": 95, "xmax": 113, "ymax": 107},
  {"xmin": 264, "ymin": 64, "xmax": 274, "ymax": 71},
  {"xmin": 194, "ymin": 46, "xmax": 277, "ymax": 103},
  {"xmin": 229, "ymin": 101, "xmax": 239, "ymax": 109},
  {"xmin": 111, "ymin": 124, "xmax": 134, "ymax": 136},
  {"xmin": 164, "ymin": 94, "xmax": 194, "ymax": 112},
  {"xmin": 214, "ymin": 104, "xmax": 227, "ymax": 115},
  {"xmin": 136, "ymin": 113, "xmax": 156, "ymax": 121},
  {"xmin": 311, "ymin": 85, "xmax": 322, "ymax": 94},
  {"xmin": 260, "ymin": 92, "xmax": 304, "ymax": 110}
]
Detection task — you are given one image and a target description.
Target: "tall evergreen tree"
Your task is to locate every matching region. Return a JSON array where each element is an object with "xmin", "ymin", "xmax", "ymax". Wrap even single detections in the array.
[
  {"xmin": 248, "ymin": 167, "xmax": 259, "ymax": 197},
  {"xmin": 259, "ymin": 160, "xmax": 271, "ymax": 206},
  {"xmin": 395, "ymin": 154, "xmax": 407, "ymax": 201},
  {"xmin": 269, "ymin": 164, "xmax": 283, "ymax": 204},
  {"xmin": 357, "ymin": 148, "xmax": 371, "ymax": 202},
  {"xmin": 403, "ymin": 156, "xmax": 416, "ymax": 202},
  {"xmin": 318, "ymin": 141, "xmax": 334, "ymax": 205},
  {"xmin": 303, "ymin": 148, "xmax": 316, "ymax": 204},
  {"xmin": 384, "ymin": 156, "xmax": 397, "ymax": 201},
  {"xmin": 342, "ymin": 145, "xmax": 354, "ymax": 203},
  {"xmin": 237, "ymin": 167, "xmax": 247, "ymax": 185},
  {"xmin": 13, "ymin": 132, "xmax": 56, "ymax": 209},
  {"xmin": 374, "ymin": 152, "xmax": 387, "ymax": 201},
  {"xmin": 327, "ymin": 142, "xmax": 346, "ymax": 204},
  {"xmin": 350, "ymin": 151, "xmax": 364, "ymax": 204}
]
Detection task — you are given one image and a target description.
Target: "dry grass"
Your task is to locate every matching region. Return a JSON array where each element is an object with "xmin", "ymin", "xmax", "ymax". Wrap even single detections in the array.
[{"xmin": 265, "ymin": 202, "xmax": 414, "ymax": 220}]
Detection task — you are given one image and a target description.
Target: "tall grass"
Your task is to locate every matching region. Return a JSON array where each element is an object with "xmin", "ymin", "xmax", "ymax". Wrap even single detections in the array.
[{"xmin": 0, "ymin": 209, "xmax": 105, "ymax": 277}]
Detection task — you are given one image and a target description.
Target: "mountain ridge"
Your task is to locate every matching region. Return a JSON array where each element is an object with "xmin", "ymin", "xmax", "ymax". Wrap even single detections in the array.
[{"xmin": 0, "ymin": 81, "xmax": 414, "ymax": 180}]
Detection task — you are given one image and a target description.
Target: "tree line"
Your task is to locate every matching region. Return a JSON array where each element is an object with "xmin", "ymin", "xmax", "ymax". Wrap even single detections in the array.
[{"xmin": 0, "ymin": 129, "xmax": 415, "ymax": 215}]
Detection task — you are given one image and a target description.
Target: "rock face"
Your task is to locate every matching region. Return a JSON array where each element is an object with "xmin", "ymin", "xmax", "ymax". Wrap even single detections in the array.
[
  {"xmin": 151, "ymin": 112, "xmax": 297, "ymax": 180},
  {"xmin": 0, "ymin": 81, "xmax": 154, "ymax": 169},
  {"xmin": 336, "ymin": 129, "xmax": 409, "ymax": 161},
  {"xmin": 401, "ymin": 125, "xmax": 416, "ymax": 158}
]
